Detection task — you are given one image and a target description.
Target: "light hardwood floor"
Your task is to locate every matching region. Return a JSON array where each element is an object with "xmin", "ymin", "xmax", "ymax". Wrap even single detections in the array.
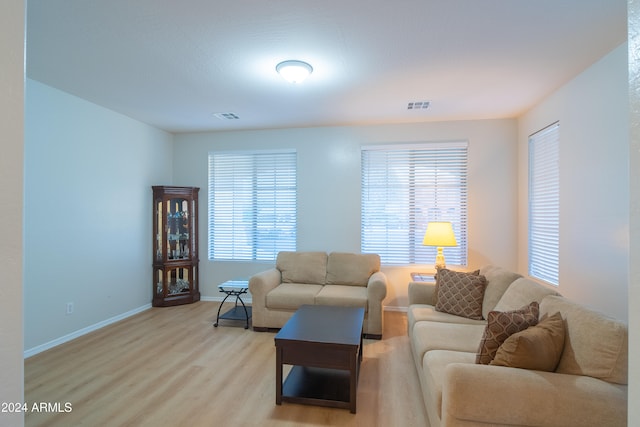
[{"xmin": 25, "ymin": 302, "xmax": 429, "ymax": 427}]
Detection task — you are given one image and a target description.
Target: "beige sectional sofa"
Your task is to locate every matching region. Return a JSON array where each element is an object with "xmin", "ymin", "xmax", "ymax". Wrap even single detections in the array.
[
  {"xmin": 408, "ymin": 265, "xmax": 628, "ymax": 427},
  {"xmin": 249, "ymin": 251, "xmax": 387, "ymax": 338}
]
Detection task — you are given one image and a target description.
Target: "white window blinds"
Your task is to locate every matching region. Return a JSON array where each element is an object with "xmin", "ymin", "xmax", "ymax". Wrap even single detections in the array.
[
  {"xmin": 528, "ymin": 122, "xmax": 559, "ymax": 286},
  {"xmin": 361, "ymin": 143, "xmax": 468, "ymax": 266},
  {"xmin": 208, "ymin": 150, "xmax": 297, "ymax": 261}
]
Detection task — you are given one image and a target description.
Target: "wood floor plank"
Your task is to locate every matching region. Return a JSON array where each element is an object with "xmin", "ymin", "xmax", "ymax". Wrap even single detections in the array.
[{"xmin": 25, "ymin": 302, "xmax": 430, "ymax": 427}]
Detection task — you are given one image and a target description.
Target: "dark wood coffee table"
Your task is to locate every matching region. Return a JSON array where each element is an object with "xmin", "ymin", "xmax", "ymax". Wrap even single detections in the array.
[{"xmin": 274, "ymin": 305, "xmax": 365, "ymax": 413}]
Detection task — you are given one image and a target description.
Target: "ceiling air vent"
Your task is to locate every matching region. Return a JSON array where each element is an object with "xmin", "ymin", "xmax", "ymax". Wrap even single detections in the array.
[
  {"xmin": 213, "ymin": 112, "xmax": 239, "ymax": 120},
  {"xmin": 407, "ymin": 101, "xmax": 430, "ymax": 110}
]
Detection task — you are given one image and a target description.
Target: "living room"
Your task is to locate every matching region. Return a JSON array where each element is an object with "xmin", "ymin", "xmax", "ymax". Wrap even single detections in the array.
[
  {"xmin": 2, "ymin": 0, "xmax": 639, "ymax": 426},
  {"xmin": 23, "ymin": 42, "xmax": 630, "ymax": 353}
]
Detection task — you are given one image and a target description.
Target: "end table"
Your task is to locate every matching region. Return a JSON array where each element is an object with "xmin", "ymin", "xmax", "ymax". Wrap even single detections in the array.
[{"xmin": 214, "ymin": 279, "xmax": 252, "ymax": 329}]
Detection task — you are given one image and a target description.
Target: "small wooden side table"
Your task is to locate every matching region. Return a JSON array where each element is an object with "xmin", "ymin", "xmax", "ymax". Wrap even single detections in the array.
[{"xmin": 214, "ymin": 279, "xmax": 252, "ymax": 329}]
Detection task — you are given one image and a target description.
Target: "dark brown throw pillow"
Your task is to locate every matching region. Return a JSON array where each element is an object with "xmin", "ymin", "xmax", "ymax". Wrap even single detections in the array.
[
  {"xmin": 490, "ymin": 312, "xmax": 565, "ymax": 371},
  {"xmin": 434, "ymin": 269, "xmax": 486, "ymax": 320},
  {"xmin": 476, "ymin": 301, "xmax": 540, "ymax": 365}
]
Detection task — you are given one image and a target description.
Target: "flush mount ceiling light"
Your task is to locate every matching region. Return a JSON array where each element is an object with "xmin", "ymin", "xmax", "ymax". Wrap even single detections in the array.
[
  {"xmin": 276, "ymin": 60, "xmax": 313, "ymax": 83},
  {"xmin": 213, "ymin": 112, "xmax": 239, "ymax": 120}
]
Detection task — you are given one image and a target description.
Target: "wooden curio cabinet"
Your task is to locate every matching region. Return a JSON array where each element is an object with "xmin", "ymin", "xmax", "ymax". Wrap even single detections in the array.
[{"xmin": 152, "ymin": 186, "xmax": 200, "ymax": 307}]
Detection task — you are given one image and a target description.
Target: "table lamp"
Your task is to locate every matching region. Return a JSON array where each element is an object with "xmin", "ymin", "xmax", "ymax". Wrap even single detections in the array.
[{"xmin": 422, "ymin": 221, "xmax": 457, "ymax": 270}]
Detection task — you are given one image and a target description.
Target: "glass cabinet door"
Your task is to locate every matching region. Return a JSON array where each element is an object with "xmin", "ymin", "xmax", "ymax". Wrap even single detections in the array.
[
  {"xmin": 155, "ymin": 266, "xmax": 192, "ymax": 297},
  {"xmin": 165, "ymin": 197, "xmax": 190, "ymax": 260}
]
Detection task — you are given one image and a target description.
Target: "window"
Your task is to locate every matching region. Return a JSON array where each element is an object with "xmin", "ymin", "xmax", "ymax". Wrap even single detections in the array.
[
  {"xmin": 528, "ymin": 122, "xmax": 559, "ymax": 285},
  {"xmin": 208, "ymin": 150, "xmax": 297, "ymax": 261},
  {"xmin": 361, "ymin": 143, "xmax": 468, "ymax": 266}
]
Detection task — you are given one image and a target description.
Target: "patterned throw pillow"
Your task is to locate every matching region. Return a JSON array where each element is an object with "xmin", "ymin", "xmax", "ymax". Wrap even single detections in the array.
[
  {"xmin": 490, "ymin": 312, "xmax": 565, "ymax": 371},
  {"xmin": 476, "ymin": 301, "xmax": 540, "ymax": 365},
  {"xmin": 434, "ymin": 269, "xmax": 487, "ymax": 320},
  {"xmin": 434, "ymin": 269, "xmax": 479, "ymax": 304}
]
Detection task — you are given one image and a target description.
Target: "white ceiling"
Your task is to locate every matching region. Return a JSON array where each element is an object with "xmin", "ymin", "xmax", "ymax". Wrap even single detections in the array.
[{"xmin": 26, "ymin": 1, "xmax": 627, "ymax": 133}]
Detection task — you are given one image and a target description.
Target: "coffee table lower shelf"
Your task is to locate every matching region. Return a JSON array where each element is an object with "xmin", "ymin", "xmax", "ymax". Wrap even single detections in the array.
[{"xmin": 281, "ymin": 366, "xmax": 352, "ymax": 410}]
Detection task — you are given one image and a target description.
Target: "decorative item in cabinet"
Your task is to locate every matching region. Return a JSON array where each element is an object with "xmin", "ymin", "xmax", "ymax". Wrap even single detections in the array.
[{"xmin": 152, "ymin": 186, "xmax": 200, "ymax": 307}]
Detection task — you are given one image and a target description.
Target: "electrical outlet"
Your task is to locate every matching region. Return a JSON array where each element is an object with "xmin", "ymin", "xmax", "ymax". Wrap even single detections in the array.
[{"xmin": 66, "ymin": 302, "xmax": 74, "ymax": 315}]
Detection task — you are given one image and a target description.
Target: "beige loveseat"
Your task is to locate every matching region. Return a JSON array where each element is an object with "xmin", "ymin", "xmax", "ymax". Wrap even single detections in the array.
[
  {"xmin": 408, "ymin": 265, "xmax": 628, "ymax": 427},
  {"xmin": 249, "ymin": 251, "xmax": 387, "ymax": 338}
]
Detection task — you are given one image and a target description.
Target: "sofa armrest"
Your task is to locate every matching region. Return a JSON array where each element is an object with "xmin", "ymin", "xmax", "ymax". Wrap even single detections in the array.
[
  {"xmin": 248, "ymin": 268, "xmax": 281, "ymax": 310},
  {"xmin": 408, "ymin": 281, "xmax": 436, "ymax": 306},
  {"xmin": 442, "ymin": 363, "xmax": 627, "ymax": 427},
  {"xmin": 367, "ymin": 271, "xmax": 388, "ymax": 302},
  {"xmin": 363, "ymin": 271, "xmax": 388, "ymax": 337}
]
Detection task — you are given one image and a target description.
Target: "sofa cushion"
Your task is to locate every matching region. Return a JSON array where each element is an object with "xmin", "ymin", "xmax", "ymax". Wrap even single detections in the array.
[
  {"xmin": 435, "ymin": 269, "xmax": 487, "ymax": 320},
  {"xmin": 408, "ymin": 304, "xmax": 486, "ymax": 333},
  {"xmin": 493, "ymin": 277, "xmax": 559, "ymax": 312},
  {"xmin": 325, "ymin": 252, "xmax": 380, "ymax": 287},
  {"xmin": 412, "ymin": 321, "xmax": 486, "ymax": 363},
  {"xmin": 476, "ymin": 302, "xmax": 539, "ymax": 364},
  {"xmin": 315, "ymin": 284, "xmax": 368, "ymax": 311},
  {"xmin": 441, "ymin": 359, "xmax": 628, "ymax": 427},
  {"xmin": 540, "ymin": 295, "xmax": 628, "ymax": 385},
  {"xmin": 479, "ymin": 265, "xmax": 522, "ymax": 319},
  {"xmin": 266, "ymin": 283, "xmax": 323, "ymax": 310},
  {"xmin": 277, "ymin": 251, "xmax": 327, "ymax": 285},
  {"xmin": 490, "ymin": 312, "xmax": 565, "ymax": 371}
]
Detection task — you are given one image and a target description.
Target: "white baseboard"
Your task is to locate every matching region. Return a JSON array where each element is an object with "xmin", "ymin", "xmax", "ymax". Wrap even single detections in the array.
[{"xmin": 24, "ymin": 304, "xmax": 152, "ymax": 359}]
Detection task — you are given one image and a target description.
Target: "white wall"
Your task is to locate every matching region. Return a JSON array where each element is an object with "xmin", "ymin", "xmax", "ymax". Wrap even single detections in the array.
[
  {"xmin": 24, "ymin": 79, "xmax": 174, "ymax": 351},
  {"xmin": 518, "ymin": 43, "xmax": 629, "ymax": 322},
  {"xmin": 0, "ymin": 0, "xmax": 25, "ymax": 424},
  {"xmin": 173, "ymin": 119, "xmax": 518, "ymax": 308}
]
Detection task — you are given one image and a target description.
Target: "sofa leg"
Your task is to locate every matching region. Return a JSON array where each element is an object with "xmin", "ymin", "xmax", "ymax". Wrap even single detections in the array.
[{"xmin": 364, "ymin": 333, "xmax": 382, "ymax": 340}]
